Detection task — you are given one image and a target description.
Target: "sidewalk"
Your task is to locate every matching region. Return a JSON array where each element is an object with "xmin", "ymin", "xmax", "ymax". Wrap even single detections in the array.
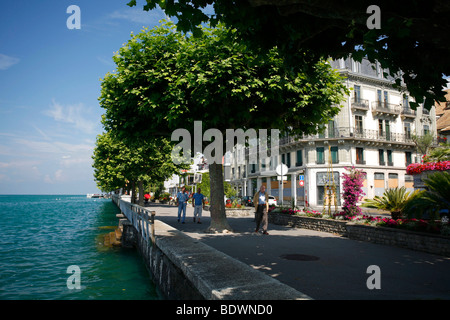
[{"xmin": 144, "ymin": 202, "xmax": 450, "ymax": 300}]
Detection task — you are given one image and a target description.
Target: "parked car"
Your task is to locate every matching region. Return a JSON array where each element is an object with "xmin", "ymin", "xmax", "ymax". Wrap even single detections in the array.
[
  {"xmin": 268, "ymin": 195, "xmax": 277, "ymax": 206},
  {"xmin": 241, "ymin": 196, "xmax": 253, "ymax": 207}
]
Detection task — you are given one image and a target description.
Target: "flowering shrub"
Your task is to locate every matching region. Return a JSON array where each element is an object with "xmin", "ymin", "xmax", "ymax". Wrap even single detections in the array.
[
  {"xmin": 278, "ymin": 207, "xmax": 322, "ymax": 217},
  {"xmin": 340, "ymin": 167, "xmax": 366, "ymax": 216},
  {"xmin": 343, "ymin": 215, "xmax": 442, "ymax": 234},
  {"xmin": 275, "ymin": 206, "xmax": 448, "ymax": 235},
  {"xmin": 406, "ymin": 161, "xmax": 450, "ymax": 175},
  {"xmin": 225, "ymin": 201, "xmax": 243, "ymax": 208}
]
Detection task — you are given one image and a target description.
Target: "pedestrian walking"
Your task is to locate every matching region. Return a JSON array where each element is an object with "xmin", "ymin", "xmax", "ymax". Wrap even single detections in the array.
[
  {"xmin": 177, "ymin": 186, "xmax": 188, "ymax": 223},
  {"xmin": 253, "ymin": 185, "xmax": 269, "ymax": 235},
  {"xmin": 192, "ymin": 188, "xmax": 205, "ymax": 224}
]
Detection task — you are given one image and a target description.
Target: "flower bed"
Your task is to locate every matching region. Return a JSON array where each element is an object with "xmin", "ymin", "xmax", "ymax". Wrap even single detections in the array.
[
  {"xmin": 269, "ymin": 210, "xmax": 450, "ymax": 256},
  {"xmin": 406, "ymin": 161, "xmax": 450, "ymax": 175}
]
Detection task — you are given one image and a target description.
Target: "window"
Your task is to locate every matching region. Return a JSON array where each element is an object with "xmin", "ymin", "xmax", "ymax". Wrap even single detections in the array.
[
  {"xmin": 387, "ymin": 150, "xmax": 393, "ymax": 166},
  {"xmin": 318, "ymin": 123, "xmax": 325, "ymax": 138},
  {"xmin": 355, "ymin": 115, "xmax": 363, "ymax": 134},
  {"xmin": 374, "ymin": 172, "xmax": 385, "ymax": 180},
  {"xmin": 404, "ymin": 122, "xmax": 411, "ymax": 139},
  {"xmin": 378, "ymin": 149, "xmax": 385, "ymax": 165},
  {"xmin": 385, "ymin": 120, "xmax": 390, "ymax": 141},
  {"xmin": 378, "ymin": 119, "xmax": 383, "ymax": 137},
  {"xmin": 356, "ymin": 147, "xmax": 365, "ymax": 164},
  {"xmin": 281, "ymin": 153, "xmax": 291, "ymax": 168},
  {"xmin": 384, "ymin": 91, "xmax": 389, "ymax": 106},
  {"xmin": 316, "ymin": 147, "xmax": 325, "ymax": 164},
  {"xmin": 328, "ymin": 120, "xmax": 335, "ymax": 138},
  {"xmin": 403, "ymin": 95, "xmax": 409, "ymax": 108},
  {"xmin": 331, "ymin": 146, "xmax": 339, "ymax": 164},
  {"xmin": 296, "ymin": 150, "xmax": 303, "ymax": 167},
  {"xmin": 423, "ymin": 125, "xmax": 430, "ymax": 136},
  {"xmin": 354, "ymin": 85, "xmax": 361, "ymax": 102},
  {"xmin": 377, "ymin": 89, "xmax": 382, "ymax": 103},
  {"xmin": 405, "ymin": 152, "xmax": 412, "ymax": 166}
]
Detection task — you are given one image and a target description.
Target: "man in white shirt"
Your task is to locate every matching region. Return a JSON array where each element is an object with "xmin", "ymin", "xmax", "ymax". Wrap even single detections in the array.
[{"xmin": 253, "ymin": 185, "xmax": 269, "ymax": 235}]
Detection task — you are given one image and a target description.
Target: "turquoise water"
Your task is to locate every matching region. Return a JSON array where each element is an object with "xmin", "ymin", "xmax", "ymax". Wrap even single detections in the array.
[{"xmin": 0, "ymin": 195, "xmax": 162, "ymax": 300}]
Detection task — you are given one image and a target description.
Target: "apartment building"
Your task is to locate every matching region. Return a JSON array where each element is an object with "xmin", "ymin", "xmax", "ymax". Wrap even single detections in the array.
[{"xmin": 227, "ymin": 57, "xmax": 437, "ymax": 209}]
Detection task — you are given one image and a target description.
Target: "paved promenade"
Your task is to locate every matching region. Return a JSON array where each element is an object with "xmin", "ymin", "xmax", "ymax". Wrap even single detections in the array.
[{"xmin": 143, "ymin": 202, "xmax": 450, "ymax": 300}]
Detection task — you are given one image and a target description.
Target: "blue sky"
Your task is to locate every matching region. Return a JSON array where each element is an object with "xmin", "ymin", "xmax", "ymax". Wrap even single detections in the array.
[{"xmin": 0, "ymin": 1, "xmax": 169, "ymax": 194}]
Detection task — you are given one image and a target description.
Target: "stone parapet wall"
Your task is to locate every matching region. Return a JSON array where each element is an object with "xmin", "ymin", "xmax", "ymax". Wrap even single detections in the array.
[
  {"xmin": 269, "ymin": 212, "xmax": 450, "ymax": 257},
  {"xmin": 268, "ymin": 212, "xmax": 348, "ymax": 236},
  {"xmin": 346, "ymin": 223, "xmax": 450, "ymax": 257}
]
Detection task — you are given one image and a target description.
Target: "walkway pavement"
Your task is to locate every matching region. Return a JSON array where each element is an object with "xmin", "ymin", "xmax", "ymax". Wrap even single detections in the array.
[{"xmin": 143, "ymin": 202, "xmax": 450, "ymax": 300}]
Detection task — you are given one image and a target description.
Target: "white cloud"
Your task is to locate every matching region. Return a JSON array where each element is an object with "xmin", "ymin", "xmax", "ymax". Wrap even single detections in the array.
[
  {"xmin": 44, "ymin": 99, "xmax": 99, "ymax": 134},
  {"xmin": 0, "ymin": 160, "xmax": 40, "ymax": 169},
  {"xmin": 0, "ymin": 54, "xmax": 20, "ymax": 70},
  {"xmin": 108, "ymin": 6, "xmax": 166, "ymax": 25}
]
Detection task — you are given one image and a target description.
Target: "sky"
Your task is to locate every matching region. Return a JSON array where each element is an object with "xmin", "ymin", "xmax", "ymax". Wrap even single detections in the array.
[{"xmin": 0, "ymin": 1, "xmax": 170, "ymax": 194}]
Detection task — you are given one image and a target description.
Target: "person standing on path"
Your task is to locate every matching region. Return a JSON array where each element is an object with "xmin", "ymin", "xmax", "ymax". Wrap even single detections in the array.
[
  {"xmin": 177, "ymin": 186, "xmax": 188, "ymax": 223},
  {"xmin": 192, "ymin": 188, "xmax": 205, "ymax": 224},
  {"xmin": 253, "ymin": 185, "xmax": 269, "ymax": 235}
]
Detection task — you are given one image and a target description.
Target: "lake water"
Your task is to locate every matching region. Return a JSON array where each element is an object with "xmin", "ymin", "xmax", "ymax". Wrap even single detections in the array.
[{"xmin": 0, "ymin": 195, "xmax": 161, "ymax": 300}]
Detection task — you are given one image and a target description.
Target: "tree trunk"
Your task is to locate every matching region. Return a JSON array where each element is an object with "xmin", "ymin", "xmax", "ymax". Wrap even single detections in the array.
[
  {"xmin": 206, "ymin": 163, "xmax": 233, "ymax": 233},
  {"xmin": 131, "ymin": 181, "xmax": 136, "ymax": 204},
  {"xmin": 138, "ymin": 180, "xmax": 144, "ymax": 206}
]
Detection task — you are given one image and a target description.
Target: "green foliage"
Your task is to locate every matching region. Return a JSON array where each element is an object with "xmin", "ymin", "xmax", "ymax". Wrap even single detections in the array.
[
  {"xmin": 403, "ymin": 171, "xmax": 450, "ymax": 219},
  {"xmin": 92, "ymin": 131, "xmax": 185, "ymax": 192},
  {"xmin": 99, "ymin": 20, "xmax": 349, "ymax": 231},
  {"xmin": 361, "ymin": 187, "xmax": 419, "ymax": 219},
  {"xmin": 100, "ymin": 21, "xmax": 349, "ymax": 145},
  {"xmin": 195, "ymin": 171, "xmax": 236, "ymax": 199},
  {"xmin": 424, "ymin": 143, "xmax": 450, "ymax": 163},
  {"xmin": 126, "ymin": 0, "xmax": 450, "ymax": 110},
  {"xmin": 412, "ymin": 133, "xmax": 435, "ymax": 156}
]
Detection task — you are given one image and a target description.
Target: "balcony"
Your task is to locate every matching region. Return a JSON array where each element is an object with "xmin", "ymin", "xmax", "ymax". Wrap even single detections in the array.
[
  {"xmin": 372, "ymin": 101, "xmax": 400, "ymax": 117},
  {"xmin": 279, "ymin": 128, "xmax": 420, "ymax": 145},
  {"xmin": 351, "ymin": 98, "xmax": 370, "ymax": 111},
  {"xmin": 400, "ymin": 107, "xmax": 416, "ymax": 119}
]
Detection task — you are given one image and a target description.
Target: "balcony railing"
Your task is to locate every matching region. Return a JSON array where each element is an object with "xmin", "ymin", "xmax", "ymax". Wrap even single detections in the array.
[
  {"xmin": 372, "ymin": 101, "xmax": 400, "ymax": 116},
  {"xmin": 400, "ymin": 107, "xmax": 416, "ymax": 118},
  {"xmin": 279, "ymin": 128, "xmax": 436, "ymax": 145},
  {"xmin": 351, "ymin": 98, "xmax": 370, "ymax": 111}
]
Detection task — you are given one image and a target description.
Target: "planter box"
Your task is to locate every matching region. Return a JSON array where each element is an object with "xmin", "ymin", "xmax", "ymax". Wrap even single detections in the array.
[
  {"xmin": 269, "ymin": 212, "xmax": 450, "ymax": 257},
  {"xmin": 413, "ymin": 170, "xmax": 450, "ymax": 190},
  {"xmin": 225, "ymin": 207, "xmax": 254, "ymax": 217},
  {"xmin": 346, "ymin": 223, "xmax": 450, "ymax": 257},
  {"xmin": 268, "ymin": 212, "xmax": 347, "ymax": 235}
]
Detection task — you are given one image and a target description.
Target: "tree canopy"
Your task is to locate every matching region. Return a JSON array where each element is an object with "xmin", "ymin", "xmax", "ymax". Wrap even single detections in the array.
[
  {"xmin": 100, "ymin": 22, "xmax": 348, "ymax": 142},
  {"xmin": 92, "ymin": 130, "xmax": 184, "ymax": 195},
  {"xmin": 99, "ymin": 21, "xmax": 349, "ymax": 232},
  {"xmin": 127, "ymin": 0, "xmax": 450, "ymax": 109}
]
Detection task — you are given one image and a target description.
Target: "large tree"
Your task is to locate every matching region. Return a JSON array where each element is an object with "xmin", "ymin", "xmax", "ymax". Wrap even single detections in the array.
[
  {"xmin": 99, "ymin": 21, "xmax": 348, "ymax": 232},
  {"xmin": 127, "ymin": 0, "xmax": 450, "ymax": 109},
  {"xmin": 92, "ymin": 131, "xmax": 184, "ymax": 204}
]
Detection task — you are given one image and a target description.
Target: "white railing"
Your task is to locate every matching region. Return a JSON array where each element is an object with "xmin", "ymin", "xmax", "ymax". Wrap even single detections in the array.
[{"xmin": 114, "ymin": 195, "xmax": 156, "ymax": 245}]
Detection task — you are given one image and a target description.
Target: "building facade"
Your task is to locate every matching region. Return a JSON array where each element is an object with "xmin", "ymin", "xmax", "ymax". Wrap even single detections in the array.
[{"xmin": 227, "ymin": 57, "xmax": 437, "ymax": 209}]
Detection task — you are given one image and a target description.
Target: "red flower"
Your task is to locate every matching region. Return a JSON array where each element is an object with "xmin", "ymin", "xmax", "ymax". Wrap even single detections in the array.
[{"xmin": 406, "ymin": 161, "xmax": 450, "ymax": 175}]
